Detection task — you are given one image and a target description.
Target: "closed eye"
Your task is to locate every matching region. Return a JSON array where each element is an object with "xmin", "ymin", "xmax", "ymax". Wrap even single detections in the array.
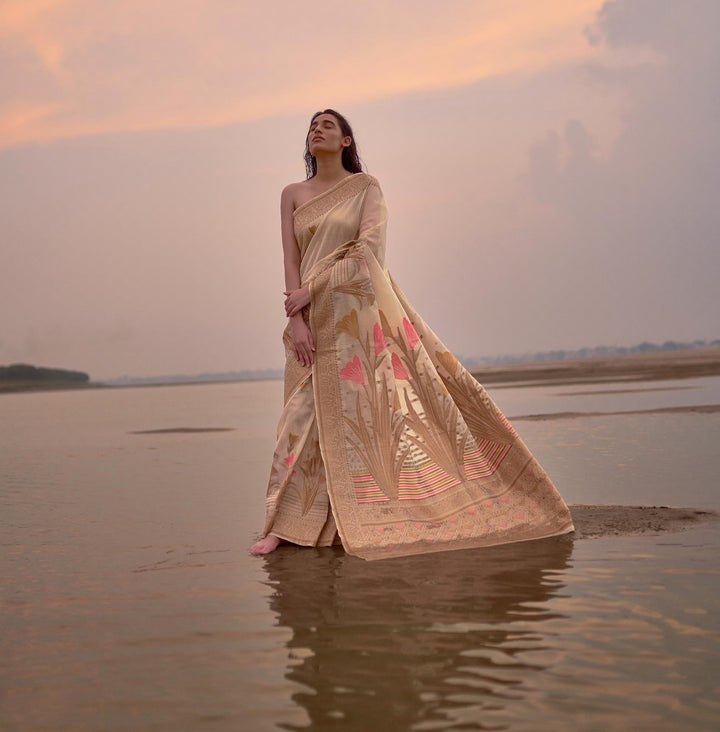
[{"xmin": 311, "ymin": 120, "xmax": 336, "ymax": 130}]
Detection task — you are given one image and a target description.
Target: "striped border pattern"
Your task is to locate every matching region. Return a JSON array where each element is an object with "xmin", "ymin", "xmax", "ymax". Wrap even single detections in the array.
[{"xmin": 351, "ymin": 439, "xmax": 513, "ymax": 503}]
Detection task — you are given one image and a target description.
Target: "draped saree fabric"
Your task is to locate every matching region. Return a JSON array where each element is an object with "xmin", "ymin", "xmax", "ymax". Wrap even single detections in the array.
[{"xmin": 262, "ymin": 173, "xmax": 574, "ymax": 560}]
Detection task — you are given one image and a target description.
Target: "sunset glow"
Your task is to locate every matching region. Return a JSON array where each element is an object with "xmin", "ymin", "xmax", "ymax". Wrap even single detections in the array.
[
  {"xmin": 1, "ymin": 0, "xmax": 604, "ymax": 149},
  {"xmin": 1, "ymin": 0, "xmax": 717, "ymax": 380}
]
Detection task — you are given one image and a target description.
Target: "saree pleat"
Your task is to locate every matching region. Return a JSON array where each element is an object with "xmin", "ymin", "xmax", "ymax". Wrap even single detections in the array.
[
  {"xmin": 262, "ymin": 373, "xmax": 339, "ymax": 547},
  {"xmin": 262, "ymin": 173, "xmax": 574, "ymax": 560}
]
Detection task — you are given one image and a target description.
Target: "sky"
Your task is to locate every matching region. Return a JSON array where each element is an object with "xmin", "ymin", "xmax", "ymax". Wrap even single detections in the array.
[{"xmin": 1, "ymin": 0, "xmax": 718, "ymax": 380}]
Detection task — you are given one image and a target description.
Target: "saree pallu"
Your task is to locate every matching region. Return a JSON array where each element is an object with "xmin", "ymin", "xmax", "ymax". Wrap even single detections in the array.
[{"xmin": 262, "ymin": 173, "xmax": 574, "ymax": 560}]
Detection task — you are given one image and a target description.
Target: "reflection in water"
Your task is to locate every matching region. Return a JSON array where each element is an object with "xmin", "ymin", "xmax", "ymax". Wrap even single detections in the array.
[{"xmin": 263, "ymin": 537, "xmax": 573, "ymax": 730}]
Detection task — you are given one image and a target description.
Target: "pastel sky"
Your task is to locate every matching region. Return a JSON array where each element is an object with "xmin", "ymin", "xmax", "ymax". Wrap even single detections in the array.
[{"xmin": 2, "ymin": 0, "xmax": 718, "ymax": 380}]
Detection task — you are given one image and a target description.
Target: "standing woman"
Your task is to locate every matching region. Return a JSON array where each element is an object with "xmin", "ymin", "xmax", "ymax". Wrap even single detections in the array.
[{"xmin": 250, "ymin": 110, "xmax": 573, "ymax": 560}]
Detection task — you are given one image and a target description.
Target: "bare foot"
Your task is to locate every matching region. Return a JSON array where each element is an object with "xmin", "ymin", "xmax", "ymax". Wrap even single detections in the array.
[{"xmin": 249, "ymin": 535, "xmax": 283, "ymax": 555}]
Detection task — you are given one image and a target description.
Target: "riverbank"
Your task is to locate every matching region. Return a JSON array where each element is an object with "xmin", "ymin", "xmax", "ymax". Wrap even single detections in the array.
[{"xmin": 470, "ymin": 346, "xmax": 720, "ymax": 386}]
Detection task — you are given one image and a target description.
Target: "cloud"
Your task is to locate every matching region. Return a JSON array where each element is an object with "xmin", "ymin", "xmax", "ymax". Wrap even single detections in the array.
[
  {"xmin": 0, "ymin": 0, "xmax": 603, "ymax": 148},
  {"xmin": 519, "ymin": 0, "xmax": 720, "ymax": 345},
  {"xmin": 2, "ymin": 0, "xmax": 716, "ymax": 378}
]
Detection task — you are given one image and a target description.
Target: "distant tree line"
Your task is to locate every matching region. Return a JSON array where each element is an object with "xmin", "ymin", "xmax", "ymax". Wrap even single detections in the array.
[{"xmin": 0, "ymin": 363, "xmax": 89, "ymax": 383}]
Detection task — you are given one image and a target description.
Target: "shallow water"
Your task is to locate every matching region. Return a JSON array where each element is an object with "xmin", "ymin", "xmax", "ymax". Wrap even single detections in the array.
[
  {"xmin": 1, "ymin": 379, "xmax": 719, "ymax": 730},
  {"xmin": 488, "ymin": 373, "xmax": 720, "ymax": 418}
]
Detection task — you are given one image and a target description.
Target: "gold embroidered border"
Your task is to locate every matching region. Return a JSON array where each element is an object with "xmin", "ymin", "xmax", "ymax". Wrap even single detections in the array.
[
  {"xmin": 294, "ymin": 173, "xmax": 377, "ymax": 233},
  {"xmin": 309, "ymin": 259, "xmax": 574, "ymax": 560},
  {"xmin": 310, "ymin": 265, "xmax": 359, "ymax": 551}
]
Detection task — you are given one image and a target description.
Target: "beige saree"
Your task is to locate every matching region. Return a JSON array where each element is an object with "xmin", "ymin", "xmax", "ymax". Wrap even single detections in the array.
[{"xmin": 262, "ymin": 173, "xmax": 574, "ymax": 560}]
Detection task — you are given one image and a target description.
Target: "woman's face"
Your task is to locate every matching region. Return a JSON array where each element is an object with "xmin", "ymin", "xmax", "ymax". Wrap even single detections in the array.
[{"xmin": 308, "ymin": 113, "xmax": 351, "ymax": 156}]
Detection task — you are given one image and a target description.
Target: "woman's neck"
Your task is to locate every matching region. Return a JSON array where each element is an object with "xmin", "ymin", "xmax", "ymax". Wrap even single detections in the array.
[{"xmin": 313, "ymin": 154, "xmax": 350, "ymax": 183}]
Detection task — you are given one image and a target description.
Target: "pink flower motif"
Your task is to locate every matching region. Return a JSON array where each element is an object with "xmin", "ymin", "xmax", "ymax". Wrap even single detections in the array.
[
  {"xmin": 283, "ymin": 453, "xmax": 294, "ymax": 466},
  {"xmin": 391, "ymin": 352, "xmax": 409, "ymax": 380},
  {"xmin": 403, "ymin": 317, "xmax": 419, "ymax": 349},
  {"xmin": 373, "ymin": 323, "xmax": 386, "ymax": 355},
  {"xmin": 339, "ymin": 354, "xmax": 364, "ymax": 385}
]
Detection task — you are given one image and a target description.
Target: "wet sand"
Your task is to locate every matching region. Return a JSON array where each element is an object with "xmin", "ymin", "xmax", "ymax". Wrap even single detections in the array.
[{"xmin": 569, "ymin": 504, "xmax": 719, "ymax": 539}]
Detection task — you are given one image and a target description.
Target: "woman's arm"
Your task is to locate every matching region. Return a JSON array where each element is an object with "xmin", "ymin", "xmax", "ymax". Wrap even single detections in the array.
[
  {"xmin": 280, "ymin": 185, "xmax": 302, "ymax": 292},
  {"xmin": 281, "ymin": 184, "xmax": 312, "ymax": 318},
  {"xmin": 280, "ymin": 184, "xmax": 315, "ymax": 367}
]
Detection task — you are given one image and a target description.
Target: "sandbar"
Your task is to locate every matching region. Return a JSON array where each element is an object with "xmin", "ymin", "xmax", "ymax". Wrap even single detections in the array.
[
  {"xmin": 128, "ymin": 427, "xmax": 236, "ymax": 434},
  {"xmin": 569, "ymin": 504, "xmax": 719, "ymax": 539},
  {"xmin": 511, "ymin": 404, "xmax": 720, "ymax": 421}
]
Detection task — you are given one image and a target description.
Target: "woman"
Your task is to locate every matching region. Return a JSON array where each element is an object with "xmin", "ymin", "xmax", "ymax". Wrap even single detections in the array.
[{"xmin": 250, "ymin": 109, "xmax": 573, "ymax": 560}]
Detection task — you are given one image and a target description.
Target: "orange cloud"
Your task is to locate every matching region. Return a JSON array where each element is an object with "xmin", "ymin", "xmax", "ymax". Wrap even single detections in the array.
[
  {"xmin": 0, "ymin": 0, "xmax": 68, "ymax": 74},
  {"xmin": 0, "ymin": 0, "xmax": 608, "ymax": 149}
]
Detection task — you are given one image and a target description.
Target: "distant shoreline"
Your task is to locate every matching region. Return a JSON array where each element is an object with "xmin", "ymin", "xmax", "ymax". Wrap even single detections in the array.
[
  {"xmin": 470, "ymin": 346, "xmax": 720, "ymax": 387},
  {"xmin": 3, "ymin": 346, "xmax": 720, "ymax": 395},
  {"xmin": 0, "ymin": 375, "xmax": 278, "ymax": 395},
  {"xmin": 0, "ymin": 380, "xmax": 100, "ymax": 395}
]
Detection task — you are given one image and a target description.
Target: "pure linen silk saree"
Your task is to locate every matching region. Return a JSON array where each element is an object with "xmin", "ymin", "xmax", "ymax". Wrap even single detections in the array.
[{"xmin": 262, "ymin": 173, "xmax": 574, "ymax": 560}]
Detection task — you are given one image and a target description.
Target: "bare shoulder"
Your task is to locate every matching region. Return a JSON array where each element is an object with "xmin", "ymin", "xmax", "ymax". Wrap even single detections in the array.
[
  {"xmin": 281, "ymin": 181, "xmax": 304, "ymax": 207},
  {"xmin": 284, "ymin": 179, "xmax": 325, "ymax": 211}
]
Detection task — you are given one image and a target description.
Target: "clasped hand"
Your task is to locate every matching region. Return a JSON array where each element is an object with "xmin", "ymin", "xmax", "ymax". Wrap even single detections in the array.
[{"xmin": 283, "ymin": 286, "xmax": 310, "ymax": 318}]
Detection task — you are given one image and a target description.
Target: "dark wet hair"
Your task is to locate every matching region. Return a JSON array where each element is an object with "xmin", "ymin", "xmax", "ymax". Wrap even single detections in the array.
[{"xmin": 304, "ymin": 109, "xmax": 363, "ymax": 179}]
